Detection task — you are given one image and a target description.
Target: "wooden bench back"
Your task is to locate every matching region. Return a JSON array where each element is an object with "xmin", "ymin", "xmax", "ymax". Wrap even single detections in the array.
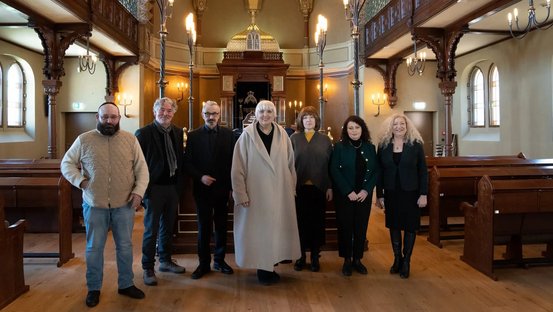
[{"xmin": 462, "ymin": 175, "xmax": 553, "ymax": 279}]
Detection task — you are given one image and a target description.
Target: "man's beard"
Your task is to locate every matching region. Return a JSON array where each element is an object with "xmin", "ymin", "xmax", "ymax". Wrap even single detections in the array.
[{"xmin": 97, "ymin": 121, "xmax": 119, "ymax": 136}]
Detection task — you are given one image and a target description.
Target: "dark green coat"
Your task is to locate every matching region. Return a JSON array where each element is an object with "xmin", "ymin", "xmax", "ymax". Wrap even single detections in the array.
[{"xmin": 329, "ymin": 140, "xmax": 378, "ymax": 197}]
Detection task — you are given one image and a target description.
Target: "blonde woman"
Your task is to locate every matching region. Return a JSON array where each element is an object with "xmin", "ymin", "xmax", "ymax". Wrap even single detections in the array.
[{"xmin": 375, "ymin": 114, "xmax": 428, "ymax": 279}]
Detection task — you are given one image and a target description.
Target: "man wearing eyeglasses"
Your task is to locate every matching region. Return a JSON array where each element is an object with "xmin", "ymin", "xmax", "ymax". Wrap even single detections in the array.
[
  {"xmin": 135, "ymin": 97, "xmax": 186, "ymax": 287},
  {"xmin": 184, "ymin": 100, "xmax": 236, "ymax": 279},
  {"xmin": 61, "ymin": 102, "xmax": 149, "ymax": 307}
]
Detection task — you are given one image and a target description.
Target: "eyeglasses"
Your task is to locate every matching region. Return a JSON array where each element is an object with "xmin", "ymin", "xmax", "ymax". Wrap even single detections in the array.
[
  {"xmin": 99, "ymin": 115, "xmax": 120, "ymax": 121},
  {"xmin": 203, "ymin": 112, "xmax": 220, "ymax": 117}
]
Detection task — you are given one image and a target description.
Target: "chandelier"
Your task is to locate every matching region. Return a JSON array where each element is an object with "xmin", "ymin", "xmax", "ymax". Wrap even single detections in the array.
[
  {"xmin": 507, "ymin": 0, "xmax": 552, "ymax": 39},
  {"xmin": 406, "ymin": 40, "xmax": 426, "ymax": 76},
  {"xmin": 77, "ymin": 34, "xmax": 97, "ymax": 74}
]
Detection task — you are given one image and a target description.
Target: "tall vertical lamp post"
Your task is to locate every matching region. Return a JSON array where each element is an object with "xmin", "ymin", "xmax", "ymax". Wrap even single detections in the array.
[
  {"xmin": 185, "ymin": 13, "xmax": 197, "ymax": 130},
  {"xmin": 342, "ymin": 0, "xmax": 366, "ymax": 116},
  {"xmin": 156, "ymin": 0, "xmax": 174, "ymax": 98},
  {"xmin": 315, "ymin": 15, "xmax": 328, "ymax": 129}
]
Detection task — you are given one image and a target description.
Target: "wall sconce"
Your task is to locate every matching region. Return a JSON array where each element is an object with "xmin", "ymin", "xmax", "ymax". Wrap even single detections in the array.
[
  {"xmin": 316, "ymin": 83, "xmax": 329, "ymax": 102},
  {"xmin": 117, "ymin": 93, "xmax": 132, "ymax": 118},
  {"xmin": 371, "ymin": 93, "xmax": 387, "ymax": 117},
  {"xmin": 176, "ymin": 82, "xmax": 188, "ymax": 103}
]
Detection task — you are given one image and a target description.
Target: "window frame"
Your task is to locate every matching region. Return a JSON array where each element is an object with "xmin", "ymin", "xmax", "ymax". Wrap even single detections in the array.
[
  {"xmin": 467, "ymin": 64, "xmax": 500, "ymax": 128},
  {"xmin": 6, "ymin": 61, "xmax": 26, "ymax": 128},
  {"xmin": 468, "ymin": 66, "xmax": 485, "ymax": 128},
  {"xmin": 488, "ymin": 64, "xmax": 500, "ymax": 127}
]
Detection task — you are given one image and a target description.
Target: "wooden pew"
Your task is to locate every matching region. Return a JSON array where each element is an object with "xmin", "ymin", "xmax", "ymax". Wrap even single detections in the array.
[
  {"xmin": 0, "ymin": 198, "xmax": 29, "ymax": 310},
  {"xmin": 0, "ymin": 176, "xmax": 74, "ymax": 267},
  {"xmin": 460, "ymin": 176, "xmax": 553, "ymax": 280},
  {"xmin": 0, "ymin": 159, "xmax": 84, "ymax": 233},
  {"xmin": 428, "ymin": 166, "xmax": 553, "ymax": 247},
  {"xmin": 425, "ymin": 153, "xmax": 525, "ymax": 168}
]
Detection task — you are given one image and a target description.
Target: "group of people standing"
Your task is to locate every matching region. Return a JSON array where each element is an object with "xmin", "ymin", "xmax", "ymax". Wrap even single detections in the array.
[{"xmin": 60, "ymin": 97, "xmax": 427, "ymax": 308}]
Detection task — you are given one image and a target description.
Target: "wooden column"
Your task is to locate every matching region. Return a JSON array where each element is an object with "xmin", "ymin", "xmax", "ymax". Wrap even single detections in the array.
[
  {"xmin": 413, "ymin": 27, "xmax": 465, "ymax": 156},
  {"xmin": 31, "ymin": 21, "xmax": 89, "ymax": 158},
  {"xmin": 42, "ymin": 80, "xmax": 62, "ymax": 159}
]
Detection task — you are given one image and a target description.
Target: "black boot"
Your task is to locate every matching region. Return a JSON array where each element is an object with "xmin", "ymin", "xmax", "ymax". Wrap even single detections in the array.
[
  {"xmin": 400, "ymin": 231, "xmax": 416, "ymax": 279},
  {"xmin": 389, "ymin": 229, "xmax": 403, "ymax": 274},
  {"xmin": 342, "ymin": 257, "xmax": 352, "ymax": 276},
  {"xmin": 353, "ymin": 258, "xmax": 368, "ymax": 274},
  {"xmin": 310, "ymin": 248, "xmax": 320, "ymax": 272},
  {"xmin": 294, "ymin": 252, "xmax": 306, "ymax": 271}
]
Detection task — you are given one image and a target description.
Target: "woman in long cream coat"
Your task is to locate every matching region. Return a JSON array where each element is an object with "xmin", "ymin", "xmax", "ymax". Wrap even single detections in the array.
[{"xmin": 231, "ymin": 100, "xmax": 301, "ymax": 285}]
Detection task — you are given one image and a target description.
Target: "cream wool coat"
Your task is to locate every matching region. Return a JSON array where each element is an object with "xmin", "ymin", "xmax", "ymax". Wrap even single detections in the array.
[{"xmin": 231, "ymin": 121, "xmax": 301, "ymax": 271}]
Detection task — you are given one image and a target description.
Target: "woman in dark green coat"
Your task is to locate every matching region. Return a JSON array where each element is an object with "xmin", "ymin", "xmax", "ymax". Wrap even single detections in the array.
[{"xmin": 330, "ymin": 115, "xmax": 378, "ymax": 276}]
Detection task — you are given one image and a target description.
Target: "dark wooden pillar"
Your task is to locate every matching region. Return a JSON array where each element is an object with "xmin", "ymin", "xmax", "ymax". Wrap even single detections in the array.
[
  {"xmin": 413, "ymin": 27, "xmax": 465, "ymax": 156},
  {"xmin": 42, "ymin": 80, "xmax": 62, "ymax": 159},
  {"xmin": 31, "ymin": 21, "xmax": 89, "ymax": 158}
]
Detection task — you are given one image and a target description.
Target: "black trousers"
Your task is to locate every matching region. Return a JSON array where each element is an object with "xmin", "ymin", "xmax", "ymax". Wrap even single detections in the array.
[
  {"xmin": 194, "ymin": 190, "xmax": 230, "ymax": 265},
  {"xmin": 335, "ymin": 195, "xmax": 372, "ymax": 259},
  {"xmin": 295, "ymin": 185, "xmax": 326, "ymax": 253}
]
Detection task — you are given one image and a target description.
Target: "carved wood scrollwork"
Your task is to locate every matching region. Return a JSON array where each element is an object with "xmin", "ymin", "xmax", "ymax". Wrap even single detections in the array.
[
  {"xmin": 101, "ymin": 55, "xmax": 139, "ymax": 99},
  {"xmin": 30, "ymin": 21, "xmax": 91, "ymax": 81},
  {"xmin": 366, "ymin": 58, "xmax": 403, "ymax": 108}
]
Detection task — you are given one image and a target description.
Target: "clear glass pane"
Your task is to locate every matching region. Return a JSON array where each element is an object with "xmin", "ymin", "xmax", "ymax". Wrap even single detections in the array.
[
  {"xmin": 7, "ymin": 63, "xmax": 24, "ymax": 127},
  {"xmin": 489, "ymin": 66, "xmax": 500, "ymax": 126},
  {"xmin": 472, "ymin": 69, "xmax": 485, "ymax": 127}
]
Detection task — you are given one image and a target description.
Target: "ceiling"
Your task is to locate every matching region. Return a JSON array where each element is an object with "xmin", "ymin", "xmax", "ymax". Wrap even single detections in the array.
[
  {"xmin": 0, "ymin": 0, "xmax": 133, "ymax": 57},
  {"xmin": 0, "ymin": 0, "xmax": 550, "ymax": 61},
  {"xmin": 368, "ymin": 0, "xmax": 551, "ymax": 60}
]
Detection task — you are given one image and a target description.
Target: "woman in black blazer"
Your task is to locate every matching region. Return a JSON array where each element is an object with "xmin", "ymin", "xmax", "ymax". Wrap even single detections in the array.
[
  {"xmin": 376, "ymin": 114, "xmax": 427, "ymax": 279},
  {"xmin": 330, "ymin": 115, "xmax": 378, "ymax": 276}
]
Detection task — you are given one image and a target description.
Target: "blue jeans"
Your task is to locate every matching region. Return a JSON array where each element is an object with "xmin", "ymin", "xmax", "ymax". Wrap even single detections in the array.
[
  {"xmin": 82, "ymin": 201, "xmax": 135, "ymax": 291},
  {"xmin": 142, "ymin": 184, "xmax": 179, "ymax": 269}
]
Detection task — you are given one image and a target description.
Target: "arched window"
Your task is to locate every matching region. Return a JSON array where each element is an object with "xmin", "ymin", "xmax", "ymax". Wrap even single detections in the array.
[
  {"xmin": 489, "ymin": 65, "xmax": 500, "ymax": 127},
  {"xmin": 246, "ymin": 31, "xmax": 260, "ymax": 51},
  {"xmin": 469, "ymin": 67, "xmax": 485, "ymax": 127},
  {"xmin": 467, "ymin": 64, "xmax": 501, "ymax": 128},
  {"xmin": 7, "ymin": 62, "xmax": 25, "ymax": 127}
]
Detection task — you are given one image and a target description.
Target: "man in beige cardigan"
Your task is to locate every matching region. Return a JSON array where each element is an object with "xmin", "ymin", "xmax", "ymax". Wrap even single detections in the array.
[{"xmin": 61, "ymin": 102, "xmax": 149, "ymax": 308}]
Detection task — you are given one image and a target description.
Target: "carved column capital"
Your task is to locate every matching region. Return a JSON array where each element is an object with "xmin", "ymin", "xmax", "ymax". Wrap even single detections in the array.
[
  {"xmin": 439, "ymin": 80, "xmax": 457, "ymax": 96},
  {"xmin": 31, "ymin": 21, "xmax": 90, "ymax": 80},
  {"xmin": 42, "ymin": 79, "xmax": 62, "ymax": 96}
]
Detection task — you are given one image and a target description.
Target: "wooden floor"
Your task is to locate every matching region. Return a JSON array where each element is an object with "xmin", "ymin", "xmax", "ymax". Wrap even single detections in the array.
[{"xmin": 4, "ymin": 206, "xmax": 553, "ymax": 312}]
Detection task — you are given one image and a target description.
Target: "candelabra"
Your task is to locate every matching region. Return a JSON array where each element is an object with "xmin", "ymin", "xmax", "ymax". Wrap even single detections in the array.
[
  {"xmin": 508, "ymin": 0, "xmax": 552, "ymax": 39},
  {"xmin": 342, "ymin": 0, "xmax": 366, "ymax": 116},
  {"xmin": 78, "ymin": 34, "xmax": 97, "ymax": 74},
  {"xmin": 288, "ymin": 100, "xmax": 303, "ymax": 119},
  {"xmin": 406, "ymin": 39, "xmax": 426, "ymax": 76},
  {"xmin": 186, "ymin": 13, "xmax": 197, "ymax": 130},
  {"xmin": 156, "ymin": 0, "xmax": 174, "ymax": 97},
  {"xmin": 117, "ymin": 93, "xmax": 132, "ymax": 118},
  {"xmin": 371, "ymin": 93, "xmax": 387, "ymax": 117},
  {"xmin": 315, "ymin": 14, "xmax": 328, "ymax": 129},
  {"xmin": 176, "ymin": 82, "xmax": 188, "ymax": 103}
]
